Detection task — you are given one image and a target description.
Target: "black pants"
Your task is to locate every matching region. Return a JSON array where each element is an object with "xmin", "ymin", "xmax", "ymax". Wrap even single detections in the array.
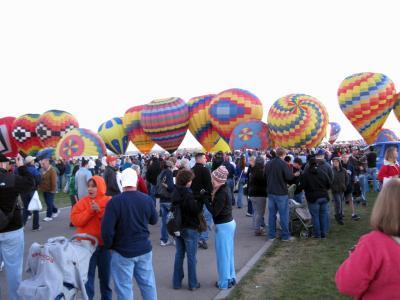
[{"xmin": 21, "ymin": 191, "xmax": 39, "ymax": 230}]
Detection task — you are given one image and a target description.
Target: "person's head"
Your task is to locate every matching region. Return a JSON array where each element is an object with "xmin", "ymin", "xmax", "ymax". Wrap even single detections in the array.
[
  {"xmin": 276, "ymin": 148, "xmax": 287, "ymax": 159},
  {"xmin": 315, "ymin": 149, "xmax": 325, "ymax": 160},
  {"xmin": 195, "ymin": 152, "xmax": 206, "ymax": 165},
  {"xmin": 24, "ymin": 156, "xmax": 36, "ymax": 166},
  {"xmin": 249, "ymin": 156, "xmax": 256, "ymax": 167},
  {"xmin": 164, "ymin": 160, "xmax": 174, "ymax": 170},
  {"xmin": 0, "ymin": 154, "xmax": 10, "ymax": 170},
  {"xmin": 211, "ymin": 165, "xmax": 228, "ymax": 187},
  {"xmin": 121, "ymin": 168, "xmax": 138, "ymax": 192},
  {"xmin": 255, "ymin": 156, "xmax": 265, "ymax": 168},
  {"xmin": 332, "ymin": 157, "xmax": 341, "ymax": 169},
  {"xmin": 131, "ymin": 164, "xmax": 141, "ymax": 176},
  {"xmin": 87, "ymin": 178, "xmax": 98, "ymax": 199},
  {"xmin": 179, "ymin": 158, "xmax": 190, "ymax": 170},
  {"xmin": 72, "ymin": 164, "xmax": 80, "ymax": 176},
  {"xmin": 341, "ymin": 153, "xmax": 349, "ymax": 164},
  {"xmin": 81, "ymin": 158, "xmax": 89, "ymax": 168},
  {"xmin": 40, "ymin": 158, "xmax": 50, "ymax": 169},
  {"xmin": 370, "ymin": 178, "xmax": 400, "ymax": 237},
  {"xmin": 284, "ymin": 155, "xmax": 292, "ymax": 163},
  {"xmin": 384, "ymin": 147, "xmax": 398, "ymax": 163},
  {"xmin": 87, "ymin": 176, "xmax": 107, "ymax": 199},
  {"xmin": 176, "ymin": 169, "xmax": 195, "ymax": 187},
  {"xmin": 293, "ymin": 157, "xmax": 303, "ymax": 169},
  {"xmin": 107, "ymin": 156, "xmax": 117, "ymax": 167}
]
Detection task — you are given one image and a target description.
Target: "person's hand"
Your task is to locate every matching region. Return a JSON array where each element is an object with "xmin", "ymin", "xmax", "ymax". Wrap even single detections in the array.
[
  {"xmin": 15, "ymin": 154, "xmax": 24, "ymax": 167},
  {"xmin": 294, "ymin": 171, "xmax": 300, "ymax": 177},
  {"xmin": 91, "ymin": 201, "xmax": 100, "ymax": 212}
]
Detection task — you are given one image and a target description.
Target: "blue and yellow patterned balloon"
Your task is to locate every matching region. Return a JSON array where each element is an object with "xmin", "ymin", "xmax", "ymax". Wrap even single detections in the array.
[{"xmin": 98, "ymin": 117, "xmax": 128, "ymax": 155}]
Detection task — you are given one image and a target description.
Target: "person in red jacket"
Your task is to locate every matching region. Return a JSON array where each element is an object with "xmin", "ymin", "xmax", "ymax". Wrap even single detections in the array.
[
  {"xmin": 377, "ymin": 146, "xmax": 400, "ymax": 184},
  {"xmin": 71, "ymin": 176, "xmax": 112, "ymax": 300},
  {"xmin": 132, "ymin": 164, "xmax": 148, "ymax": 194},
  {"xmin": 335, "ymin": 178, "xmax": 400, "ymax": 299}
]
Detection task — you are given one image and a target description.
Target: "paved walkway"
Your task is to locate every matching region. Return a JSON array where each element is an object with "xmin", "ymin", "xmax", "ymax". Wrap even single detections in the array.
[{"xmin": 0, "ymin": 202, "xmax": 269, "ymax": 300}]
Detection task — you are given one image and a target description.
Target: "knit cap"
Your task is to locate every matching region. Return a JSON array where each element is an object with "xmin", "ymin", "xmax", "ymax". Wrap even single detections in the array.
[{"xmin": 212, "ymin": 165, "xmax": 229, "ymax": 184}]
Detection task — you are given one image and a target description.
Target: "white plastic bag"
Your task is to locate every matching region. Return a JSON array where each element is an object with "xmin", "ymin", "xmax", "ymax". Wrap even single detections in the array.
[{"xmin": 28, "ymin": 191, "xmax": 43, "ymax": 211}]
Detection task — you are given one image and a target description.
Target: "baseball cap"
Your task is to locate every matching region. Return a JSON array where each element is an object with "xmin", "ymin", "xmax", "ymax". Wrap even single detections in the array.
[
  {"xmin": 106, "ymin": 156, "xmax": 117, "ymax": 164},
  {"xmin": 121, "ymin": 168, "xmax": 138, "ymax": 188},
  {"xmin": 25, "ymin": 156, "xmax": 36, "ymax": 164}
]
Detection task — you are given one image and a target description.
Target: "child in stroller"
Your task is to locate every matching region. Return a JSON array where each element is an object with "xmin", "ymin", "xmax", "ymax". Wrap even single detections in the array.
[{"xmin": 288, "ymin": 198, "xmax": 313, "ymax": 238}]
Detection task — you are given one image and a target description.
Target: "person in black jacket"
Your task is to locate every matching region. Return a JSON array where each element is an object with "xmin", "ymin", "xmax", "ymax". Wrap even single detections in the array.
[
  {"xmin": 0, "ymin": 154, "xmax": 35, "ymax": 300},
  {"xmin": 248, "ymin": 156, "xmax": 267, "ymax": 236},
  {"xmin": 300, "ymin": 157, "xmax": 331, "ymax": 239},
  {"xmin": 103, "ymin": 156, "xmax": 121, "ymax": 196},
  {"xmin": 145, "ymin": 157, "xmax": 161, "ymax": 205},
  {"xmin": 172, "ymin": 169, "xmax": 203, "ymax": 291},
  {"xmin": 158, "ymin": 160, "xmax": 175, "ymax": 246},
  {"xmin": 331, "ymin": 157, "xmax": 349, "ymax": 225},
  {"xmin": 191, "ymin": 152, "xmax": 213, "ymax": 249},
  {"xmin": 204, "ymin": 165, "xmax": 236, "ymax": 290}
]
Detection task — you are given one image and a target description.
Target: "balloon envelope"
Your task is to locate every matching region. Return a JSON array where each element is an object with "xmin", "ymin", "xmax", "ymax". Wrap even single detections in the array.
[
  {"xmin": 98, "ymin": 117, "xmax": 128, "ymax": 155},
  {"xmin": 188, "ymin": 94, "xmax": 220, "ymax": 152},
  {"xmin": 229, "ymin": 120, "xmax": 271, "ymax": 151},
  {"xmin": 338, "ymin": 72, "xmax": 396, "ymax": 144},
  {"xmin": 36, "ymin": 147, "xmax": 56, "ymax": 160},
  {"xmin": 12, "ymin": 114, "xmax": 42, "ymax": 156},
  {"xmin": 328, "ymin": 122, "xmax": 341, "ymax": 145},
  {"xmin": 123, "ymin": 105, "xmax": 155, "ymax": 153},
  {"xmin": 141, "ymin": 98, "xmax": 189, "ymax": 154},
  {"xmin": 36, "ymin": 110, "xmax": 79, "ymax": 148},
  {"xmin": 375, "ymin": 128, "xmax": 398, "ymax": 143},
  {"xmin": 56, "ymin": 128, "xmax": 107, "ymax": 160},
  {"xmin": 268, "ymin": 94, "xmax": 329, "ymax": 148},
  {"xmin": 0, "ymin": 116, "xmax": 18, "ymax": 157},
  {"xmin": 208, "ymin": 88, "xmax": 263, "ymax": 143},
  {"xmin": 209, "ymin": 138, "xmax": 231, "ymax": 153}
]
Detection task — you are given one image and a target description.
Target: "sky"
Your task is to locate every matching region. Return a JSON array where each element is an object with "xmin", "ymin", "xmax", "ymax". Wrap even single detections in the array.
[{"xmin": 1, "ymin": 0, "xmax": 400, "ymax": 151}]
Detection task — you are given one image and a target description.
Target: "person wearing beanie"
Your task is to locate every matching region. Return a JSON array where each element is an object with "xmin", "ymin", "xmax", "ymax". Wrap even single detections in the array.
[{"xmin": 204, "ymin": 165, "xmax": 236, "ymax": 290}]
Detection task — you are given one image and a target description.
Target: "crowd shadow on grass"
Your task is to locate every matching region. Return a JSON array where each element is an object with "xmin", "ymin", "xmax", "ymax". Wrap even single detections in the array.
[{"xmin": 230, "ymin": 192, "xmax": 377, "ymax": 300}]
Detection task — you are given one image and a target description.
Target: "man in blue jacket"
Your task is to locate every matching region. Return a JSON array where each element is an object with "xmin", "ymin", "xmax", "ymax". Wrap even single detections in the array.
[{"xmin": 102, "ymin": 168, "xmax": 158, "ymax": 300}]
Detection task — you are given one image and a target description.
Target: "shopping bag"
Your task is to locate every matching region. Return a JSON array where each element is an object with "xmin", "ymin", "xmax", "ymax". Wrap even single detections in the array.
[{"xmin": 28, "ymin": 191, "xmax": 43, "ymax": 211}]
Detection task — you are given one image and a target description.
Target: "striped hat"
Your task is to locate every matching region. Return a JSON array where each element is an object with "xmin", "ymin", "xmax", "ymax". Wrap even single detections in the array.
[{"xmin": 212, "ymin": 165, "xmax": 229, "ymax": 184}]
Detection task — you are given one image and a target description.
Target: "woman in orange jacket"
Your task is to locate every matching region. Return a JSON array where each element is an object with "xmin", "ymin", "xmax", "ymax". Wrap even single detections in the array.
[{"xmin": 71, "ymin": 176, "xmax": 112, "ymax": 300}]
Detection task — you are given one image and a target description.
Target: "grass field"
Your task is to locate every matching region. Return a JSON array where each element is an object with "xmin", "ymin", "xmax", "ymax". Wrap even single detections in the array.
[
  {"xmin": 38, "ymin": 191, "xmax": 72, "ymax": 208},
  {"xmin": 230, "ymin": 192, "xmax": 377, "ymax": 300}
]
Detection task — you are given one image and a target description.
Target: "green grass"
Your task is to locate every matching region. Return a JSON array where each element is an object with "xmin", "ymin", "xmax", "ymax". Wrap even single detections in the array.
[
  {"xmin": 230, "ymin": 193, "xmax": 377, "ymax": 300},
  {"xmin": 38, "ymin": 191, "xmax": 72, "ymax": 208}
]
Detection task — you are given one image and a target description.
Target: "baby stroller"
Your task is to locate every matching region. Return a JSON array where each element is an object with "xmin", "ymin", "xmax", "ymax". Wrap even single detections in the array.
[
  {"xmin": 288, "ymin": 199, "xmax": 313, "ymax": 238},
  {"xmin": 18, "ymin": 234, "xmax": 98, "ymax": 300}
]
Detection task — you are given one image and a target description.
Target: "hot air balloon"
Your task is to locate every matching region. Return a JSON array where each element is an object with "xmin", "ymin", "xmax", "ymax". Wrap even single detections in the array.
[
  {"xmin": 11, "ymin": 114, "xmax": 42, "ymax": 156},
  {"xmin": 208, "ymin": 88, "xmax": 263, "ymax": 143},
  {"xmin": 393, "ymin": 94, "xmax": 400, "ymax": 123},
  {"xmin": 55, "ymin": 128, "xmax": 107, "ymax": 160},
  {"xmin": 123, "ymin": 105, "xmax": 155, "ymax": 153},
  {"xmin": 338, "ymin": 72, "xmax": 396, "ymax": 144},
  {"xmin": 141, "ymin": 98, "xmax": 189, "ymax": 154},
  {"xmin": 375, "ymin": 128, "xmax": 398, "ymax": 143},
  {"xmin": 209, "ymin": 138, "xmax": 231, "ymax": 153},
  {"xmin": 98, "ymin": 117, "xmax": 128, "ymax": 155},
  {"xmin": 36, "ymin": 110, "xmax": 79, "ymax": 148},
  {"xmin": 229, "ymin": 120, "xmax": 271, "ymax": 151},
  {"xmin": 0, "ymin": 117, "xmax": 18, "ymax": 157},
  {"xmin": 268, "ymin": 94, "xmax": 329, "ymax": 148},
  {"xmin": 36, "ymin": 147, "xmax": 56, "ymax": 160},
  {"xmin": 188, "ymin": 94, "xmax": 220, "ymax": 152},
  {"xmin": 328, "ymin": 122, "xmax": 341, "ymax": 145}
]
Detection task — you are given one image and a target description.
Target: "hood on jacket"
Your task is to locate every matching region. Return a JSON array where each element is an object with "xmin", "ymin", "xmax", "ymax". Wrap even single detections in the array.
[{"xmin": 89, "ymin": 176, "xmax": 107, "ymax": 197}]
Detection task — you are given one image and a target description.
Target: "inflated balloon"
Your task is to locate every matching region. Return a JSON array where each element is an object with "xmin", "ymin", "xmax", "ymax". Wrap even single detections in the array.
[
  {"xmin": 141, "ymin": 98, "xmax": 189, "ymax": 154},
  {"xmin": 56, "ymin": 128, "xmax": 107, "ymax": 160},
  {"xmin": 328, "ymin": 122, "xmax": 341, "ymax": 145},
  {"xmin": 208, "ymin": 89, "xmax": 263, "ymax": 143},
  {"xmin": 123, "ymin": 105, "xmax": 155, "ymax": 153},
  {"xmin": 36, "ymin": 147, "xmax": 56, "ymax": 160},
  {"xmin": 393, "ymin": 94, "xmax": 400, "ymax": 123},
  {"xmin": 11, "ymin": 114, "xmax": 42, "ymax": 156},
  {"xmin": 229, "ymin": 120, "xmax": 271, "ymax": 151},
  {"xmin": 36, "ymin": 110, "xmax": 79, "ymax": 148},
  {"xmin": 98, "ymin": 117, "xmax": 128, "ymax": 155},
  {"xmin": 268, "ymin": 94, "xmax": 329, "ymax": 148},
  {"xmin": 375, "ymin": 128, "xmax": 398, "ymax": 143},
  {"xmin": 338, "ymin": 72, "xmax": 396, "ymax": 144},
  {"xmin": 209, "ymin": 138, "xmax": 231, "ymax": 153},
  {"xmin": 0, "ymin": 117, "xmax": 18, "ymax": 157},
  {"xmin": 188, "ymin": 94, "xmax": 220, "ymax": 152}
]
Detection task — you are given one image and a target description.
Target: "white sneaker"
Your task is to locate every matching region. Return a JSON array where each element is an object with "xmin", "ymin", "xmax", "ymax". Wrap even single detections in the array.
[
  {"xmin": 52, "ymin": 212, "xmax": 59, "ymax": 218},
  {"xmin": 0, "ymin": 261, "xmax": 4, "ymax": 272},
  {"xmin": 43, "ymin": 217, "xmax": 53, "ymax": 222},
  {"xmin": 282, "ymin": 236, "xmax": 296, "ymax": 242},
  {"xmin": 160, "ymin": 240, "xmax": 172, "ymax": 247},
  {"xmin": 27, "ymin": 215, "xmax": 32, "ymax": 220}
]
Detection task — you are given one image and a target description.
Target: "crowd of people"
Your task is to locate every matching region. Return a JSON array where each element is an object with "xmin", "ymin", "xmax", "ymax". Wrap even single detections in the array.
[{"xmin": 0, "ymin": 142, "xmax": 399, "ymax": 299}]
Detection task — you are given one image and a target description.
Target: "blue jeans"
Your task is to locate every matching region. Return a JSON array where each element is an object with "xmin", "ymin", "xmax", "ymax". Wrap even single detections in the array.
[
  {"xmin": 149, "ymin": 184, "xmax": 157, "ymax": 206},
  {"xmin": 0, "ymin": 228, "xmax": 24, "ymax": 300},
  {"xmin": 293, "ymin": 191, "xmax": 305, "ymax": 204},
  {"xmin": 247, "ymin": 198, "xmax": 253, "ymax": 215},
  {"xmin": 64, "ymin": 174, "xmax": 71, "ymax": 193},
  {"xmin": 215, "ymin": 220, "xmax": 236, "ymax": 289},
  {"xmin": 358, "ymin": 175, "xmax": 368, "ymax": 203},
  {"xmin": 57, "ymin": 174, "xmax": 64, "ymax": 191},
  {"xmin": 111, "ymin": 251, "xmax": 157, "ymax": 300},
  {"xmin": 236, "ymin": 181, "xmax": 244, "ymax": 208},
  {"xmin": 268, "ymin": 194, "xmax": 290, "ymax": 240},
  {"xmin": 173, "ymin": 228, "xmax": 199, "ymax": 289},
  {"xmin": 199, "ymin": 206, "xmax": 213, "ymax": 242},
  {"xmin": 332, "ymin": 193, "xmax": 344, "ymax": 218},
  {"xmin": 85, "ymin": 246, "xmax": 112, "ymax": 300},
  {"xmin": 367, "ymin": 168, "xmax": 379, "ymax": 192},
  {"xmin": 308, "ymin": 198, "xmax": 329, "ymax": 238},
  {"xmin": 160, "ymin": 202, "xmax": 171, "ymax": 243},
  {"xmin": 43, "ymin": 191, "xmax": 58, "ymax": 218},
  {"xmin": 227, "ymin": 178, "xmax": 235, "ymax": 205}
]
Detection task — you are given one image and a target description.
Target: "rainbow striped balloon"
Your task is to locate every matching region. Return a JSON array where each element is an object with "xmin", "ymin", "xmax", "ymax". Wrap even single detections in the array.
[
  {"xmin": 208, "ymin": 89, "xmax": 263, "ymax": 143},
  {"xmin": 141, "ymin": 98, "xmax": 189, "ymax": 153},
  {"xmin": 123, "ymin": 105, "xmax": 155, "ymax": 153},
  {"xmin": 268, "ymin": 94, "xmax": 329, "ymax": 148},
  {"xmin": 98, "ymin": 117, "xmax": 128, "ymax": 155},
  {"xmin": 229, "ymin": 120, "xmax": 271, "ymax": 151},
  {"xmin": 188, "ymin": 94, "xmax": 220, "ymax": 152},
  {"xmin": 393, "ymin": 94, "xmax": 400, "ymax": 123},
  {"xmin": 375, "ymin": 128, "xmax": 398, "ymax": 143},
  {"xmin": 56, "ymin": 128, "xmax": 106, "ymax": 160},
  {"xmin": 12, "ymin": 114, "xmax": 42, "ymax": 156},
  {"xmin": 36, "ymin": 110, "xmax": 79, "ymax": 148},
  {"xmin": 338, "ymin": 73, "xmax": 396, "ymax": 144}
]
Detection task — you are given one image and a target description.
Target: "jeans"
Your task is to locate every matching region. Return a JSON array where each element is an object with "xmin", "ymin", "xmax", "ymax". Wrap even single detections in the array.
[
  {"xmin": 173, "ymin": 228, "xmax": 199, "ymax": 289},
  {"xmin": 85, "ymin": 246, "xmax": 112, "ymax": 300},
  {"xmin": 268, "ymin": 194, "xmax": 290, "ymax": 240},
  {"xmin": 149, "ymin": 184, "xmax": 157, "ymax": 206},
  {"xmin": 358, "ymin": 175, "xmax": 368, "ymax": 203},
  {"xmin": 236, "ymin": 181, "xmax": 244, "ymax": 208},
  {"xmin": 21, "ymin": 191, "xmax": 39, "ymax": 230},
  {"xmin": 247, "ymin": 198, "xmax": 253, "ymax": 215},
  {"xmin": 332, "ymin": 193, "xmax": 344, "ymax": 219},
  {"xmin": 215, "ymin": 220, "xmax": 236, "ymax": 289},
  {"xmin": 227, "ymin": 178, "xmax": 235, "ymax": 205},
  {"xmin": 160, "ymin": 202, "xmax": 171, "ymax": 243},
  {"xmin": 111, "ymin": 251, "xmax": 157, "ymax": 300},
  {"xmin": 43, "ymin": 191, "xmax": 58, "ymax": 218},
  {"xmin": 308, "ymin": 198, "xmax": 329, "ymax": 238},
  {"xmin": 64, "ymin": 174, "xmax": 71, "ymax": 193},
  {"xmin": 293, "ymin": 191, "xmax": 305, "ymax": 204},
  {"xmin": 251, "ymin": 197, "xmax": 267, "ymax": 231},
  {"xmin": 199, "ymin": 206, "xmax": 213, "ymax": 242},
  {"xmin": 366, "ymin": 168, "xmax": 379, "ymax": 192},
  {"xmin": 0, "ymin": 228, "xmax": 24, "ymax": 300},
  {"xmin": 57, "ymin": 174, "xmax": 64, "ymax": 192}
]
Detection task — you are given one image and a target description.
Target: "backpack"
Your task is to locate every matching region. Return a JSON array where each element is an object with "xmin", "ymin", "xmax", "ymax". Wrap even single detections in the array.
[
  {"xmin": 156, "ymin": 170, "xmax": 171, "ymax": 199},
  {"xmin": 0, "ymin": 172, "xmax": 17, "ymax": 231},
  {"xmin": 166, "ymin": 202, "xmax": 182, "ymax": 237}
]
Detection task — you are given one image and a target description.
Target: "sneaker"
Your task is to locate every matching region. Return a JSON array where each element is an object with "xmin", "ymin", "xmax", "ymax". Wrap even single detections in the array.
[
  {"xmin": 255, "ymin": 229, "xmax": 266, "ymax": 236},
  {"xmin": 160, "ymin": 240, "xmax": 172, "ymax": 247},
  {"xmin": 245, "ymin": 213, "xmax": 253, "ymax": 217},
  {"xmin": 31, "ymin": 227, "xmax": 41, "ymax": 232},
  {"xmin": 282, "ymin": 236, "xmax": 296, "ymax": 242},
  {"xmin": 27, "ymin": 215, "xmax": 32, "ymax": 220},
  {"xmin": 52, "ymin": 212, "xmax": 59, "ymax": 218},
  {"xmin": 43, "ymin": 217, "xmax": 53, "ymax": 222},
  {"xmin": 188, "ymin": 283, "xmax": 201, "ymax": 291},
  {"xmin": 198, "ymin": 240, "xmax": 208, "ymax": 249},
  {"xmin": 0, "ymin": 261, "xmax": 3, "ymax": 272},
  {"xmin": 267, "ymin": 237, "xmax": 276, "ymax": 242},
  {"xmin": 351, "ymin": 214, "xmax": 361, "ymax": 221}
]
